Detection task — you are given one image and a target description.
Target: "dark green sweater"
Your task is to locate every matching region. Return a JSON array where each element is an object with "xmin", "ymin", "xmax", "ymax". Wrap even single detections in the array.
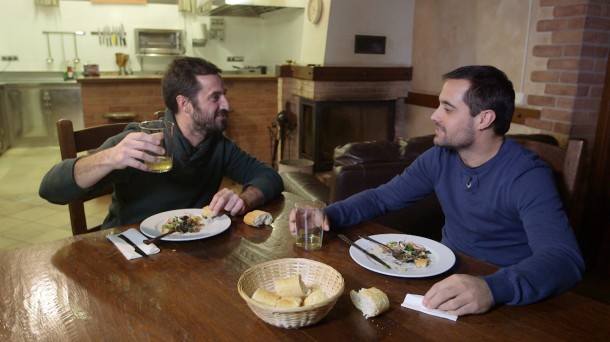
[{"xmin": 39, "ymin": 110, "xmax": 283, "ymax": 228}]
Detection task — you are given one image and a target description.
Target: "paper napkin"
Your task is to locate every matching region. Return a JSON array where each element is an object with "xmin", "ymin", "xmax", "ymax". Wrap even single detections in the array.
[
  {"xmin": 106, "ymin": 228, "xmax": 160, "ymax": 260},
  {"xmin": 401, "ymin": 294, "xmax": 458, "ymax": 321}
]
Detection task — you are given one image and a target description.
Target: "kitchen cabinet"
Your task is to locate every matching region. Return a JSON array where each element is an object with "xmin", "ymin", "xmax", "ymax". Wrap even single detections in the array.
[{"xmin": 1, "ymin": 83, "xmax": 83, "ymax": 148}]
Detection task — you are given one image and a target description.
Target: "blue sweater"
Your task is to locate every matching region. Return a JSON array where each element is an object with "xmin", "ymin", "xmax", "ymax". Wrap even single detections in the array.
[{"xmin": 325, "ymin": 138, "xmax": 584, "ymax": 306}]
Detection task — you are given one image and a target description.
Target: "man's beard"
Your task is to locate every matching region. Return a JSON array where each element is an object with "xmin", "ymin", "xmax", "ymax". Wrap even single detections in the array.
[
  {"xmin": 433, "ymin": 122, "xmax": 475, "ymax": 151},
  {"xmin": 193, "ymin": 106, "xmax": 229, "ymax": 136}
]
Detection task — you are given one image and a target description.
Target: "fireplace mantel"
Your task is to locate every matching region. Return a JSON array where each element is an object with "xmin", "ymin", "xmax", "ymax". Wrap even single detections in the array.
[{"xmin": 278, "ymin": 65, "xmax": 412, "ymax": 82}]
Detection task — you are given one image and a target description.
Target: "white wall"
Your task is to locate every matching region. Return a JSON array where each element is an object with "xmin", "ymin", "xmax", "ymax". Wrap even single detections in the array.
[
  {"xmin": 297, "ymin": 0, "xmax": 414, "ymax": 67},
  {"xmin": 324, "ymin": 0, "xmax": 413, "ymax": 66},
  {"xmin": 192, "ymin": 8, "xmax": 304, "ymax": 72},
  {"xmin": 0, "ymin": 0, "xmax": 304, "ymax": 75}
]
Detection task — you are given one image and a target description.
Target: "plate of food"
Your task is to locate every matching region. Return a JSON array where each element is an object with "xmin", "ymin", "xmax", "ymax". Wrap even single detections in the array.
[
  {"xmin": 348, "ymin": 234, "xmax": 455, "ymax": 278},
  {"xmin": 140, "ymin": 208, "xmax": 231, "ymax": 241}
]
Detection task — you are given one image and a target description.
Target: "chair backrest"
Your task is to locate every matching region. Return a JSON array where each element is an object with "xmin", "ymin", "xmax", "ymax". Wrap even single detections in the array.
[
  {"xmin": 56, "ymin": 119, "xmax": 128, "ymax": 235},
  {"xmin": 516, "ymin": 138, "xmax": 587, "ymax": 232}
]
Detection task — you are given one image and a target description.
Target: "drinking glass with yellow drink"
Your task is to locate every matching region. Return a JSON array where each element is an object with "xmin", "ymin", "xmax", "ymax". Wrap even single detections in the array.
[
  {"xmin": 295, "ymin": 200, "xmax": 326, "ymax": 251},
  {"xmin": 139, "ymin": 120, "xmax": 174, "ymax": 173}
]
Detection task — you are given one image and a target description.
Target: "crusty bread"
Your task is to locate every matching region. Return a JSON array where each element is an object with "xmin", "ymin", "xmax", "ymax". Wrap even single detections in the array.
[
  {"xmin": 350, "ymin": 287, "xmax": 390, "ymax": 319},
  {"xmin": 200, "ymin": 206, "xmax": 216, "ymax": 220},
  {"xmin": 251, "ymin": 288, "xmax": 279, "ymax": 307},
  {"xmin": 274, "ymin": 274, "xmax": 308, "ymax": 298},
  {"xmin": 276, "ymin": 296, "xmax": 303, "ymax": 308},
  {"xmin": 303, "ymin": 288, "xmax": 328, "ymax": 306},
  {"xmin": 243, "ymin": 210, "xmax": 273, "ymax": 227}
]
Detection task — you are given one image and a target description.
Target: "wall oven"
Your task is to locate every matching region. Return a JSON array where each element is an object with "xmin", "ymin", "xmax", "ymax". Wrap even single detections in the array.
[{"xmin": 135, "ymin": 29, "xmax": 185, "ymax": 56}]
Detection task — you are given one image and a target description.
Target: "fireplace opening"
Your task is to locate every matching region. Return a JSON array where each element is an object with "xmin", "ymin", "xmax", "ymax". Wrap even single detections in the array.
[{"xmin": 299, "ymin": 98, "xmax": 395, "ymax": 171}]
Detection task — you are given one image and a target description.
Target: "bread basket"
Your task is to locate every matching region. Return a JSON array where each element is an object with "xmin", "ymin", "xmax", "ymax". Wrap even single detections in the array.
[{"xmin": 237, "ymin": 258, "xmax": 344, "ymax": 329}]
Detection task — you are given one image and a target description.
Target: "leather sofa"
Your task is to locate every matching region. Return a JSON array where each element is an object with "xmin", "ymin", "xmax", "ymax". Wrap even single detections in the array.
[{"xmin": 281, "ymin": 134, "xmax": 559, "ymax": 241}]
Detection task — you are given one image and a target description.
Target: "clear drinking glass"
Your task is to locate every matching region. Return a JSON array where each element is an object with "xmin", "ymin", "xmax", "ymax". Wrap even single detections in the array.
[
  {"xmin": 139, "ymin": 120, "xmax": 174, "ymax": 173},
  {"xmin": 294, "ymin": 200, "xmax": 326, "ymax": 251}
]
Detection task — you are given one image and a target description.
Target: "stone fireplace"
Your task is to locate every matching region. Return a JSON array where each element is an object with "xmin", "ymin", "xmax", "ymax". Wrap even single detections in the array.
[{"xmin": 278, "ymin": 65, "xmax": 412, "ymax": 171}]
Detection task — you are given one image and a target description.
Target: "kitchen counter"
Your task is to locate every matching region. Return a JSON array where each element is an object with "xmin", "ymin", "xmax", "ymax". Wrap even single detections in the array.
[{"xmin": 77, "ymin": 73, "xmax": 276, "ymax": 84}]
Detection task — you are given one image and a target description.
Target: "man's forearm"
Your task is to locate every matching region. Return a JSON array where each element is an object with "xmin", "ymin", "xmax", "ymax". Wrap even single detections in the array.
[
  {"xmin": 73, "ymin": 150, "xmax": 116, "ymax": 189},
  {"xmin": 239, "ymin": 186, "xmax": 265, "ymax": 212}
]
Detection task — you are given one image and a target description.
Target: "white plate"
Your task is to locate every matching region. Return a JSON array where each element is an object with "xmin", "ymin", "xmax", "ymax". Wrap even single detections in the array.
[
  {"xmin": 140, "ymin": 209, "xmax": 231, "ymax": 241},
  {"xmin": 349, "ymin": 234, "xmax": 455, "ymax": 278}
]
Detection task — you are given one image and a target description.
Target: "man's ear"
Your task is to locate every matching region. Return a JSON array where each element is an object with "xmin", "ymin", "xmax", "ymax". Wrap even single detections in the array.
[
  {"xmin": 177, "ymin": 95, "xmax": 191, "ymax": 113},
  {"xmin": 478, "ymin": 110, "xmax": 496, "ymax": 130}
]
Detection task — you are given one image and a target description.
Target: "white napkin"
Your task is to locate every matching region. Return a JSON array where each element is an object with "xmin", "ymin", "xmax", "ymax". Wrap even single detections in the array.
[
  {"xmin": 401, "ymin": 294, "xmax": 458, "ymax": 321},
  {"xmin": 106, "ymin": 228, "xmax": 160, "ymax": 260}
]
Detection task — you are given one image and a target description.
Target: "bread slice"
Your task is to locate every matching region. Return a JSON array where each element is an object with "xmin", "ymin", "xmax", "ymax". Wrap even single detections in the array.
[
  {"xmin": 200, "ymin": 205, "xmax": 216, "ymax": 220},
  {"xmin": 243, "ymin": 210, "xmax": 273, "ymax": 227},
  {"xmin": 276, "ymin": 296, "xmax": 303, "ymax": 308},
  {"xmin": 304, "ymin": 288, "xmax": 328, "ymax": 306},
  {"xmin": 274, "ymin": 274, "xmax": 308, "ymax": 297},
  {"xmin": 251, "ymin": 288, "xmax": 279, "ymax": 307},
  {"xmin": 350, "ymin": 287, "xmax": 390, "ymax": 319}
]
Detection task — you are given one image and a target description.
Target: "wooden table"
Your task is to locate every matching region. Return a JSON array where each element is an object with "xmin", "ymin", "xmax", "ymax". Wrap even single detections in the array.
[{"xmin": 1, "ymin": 192, "xmax": 608, "ymax": 341}]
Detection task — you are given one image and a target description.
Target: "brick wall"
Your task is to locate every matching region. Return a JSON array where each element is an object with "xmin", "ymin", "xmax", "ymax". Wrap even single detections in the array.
[
  {"xmin": 80, "ymin": 79, "xmax": 165, "ymax": 127},
  {"xmin": 223, "ymin": 78, "xmax": 279, "ymax": 165},
  {"xmin": 529, "ymin": 0, "xmax": 610, "ymax": 145}
]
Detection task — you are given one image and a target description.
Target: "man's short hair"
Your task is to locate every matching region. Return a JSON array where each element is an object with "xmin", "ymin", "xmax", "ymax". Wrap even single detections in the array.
[
  {"xmin": 162, "ymin": 56, "xmax": 222, "ymax": 113},
  {"xmin": 443, "ymin": 65, "xmax": 515, "ymax": 135}
]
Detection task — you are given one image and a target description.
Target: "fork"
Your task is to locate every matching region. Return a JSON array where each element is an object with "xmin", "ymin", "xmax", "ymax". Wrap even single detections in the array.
[
  {"xmin": 143, "ymin": 231, "xmax": 173, "ymax": 245},
  {"xmin": 358, "ymin": 235, "xmax": 403, "ymax": 260}
]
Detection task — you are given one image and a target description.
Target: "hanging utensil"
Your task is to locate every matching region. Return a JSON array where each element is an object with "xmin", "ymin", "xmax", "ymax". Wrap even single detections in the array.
[
  {"xmin": 72, "ymin": 33, "xmax": 80, "ymax": 65},
  {"xmin": 111, "ymin": 26, "xmax": 117, "ymax": 46},
  {"xmin": 45, "ymin": 33, "xmax": 53, "ymax": 63},
  {"xmin": 120, "ymin": 23, "xmax": 126, "ymax": 46}
]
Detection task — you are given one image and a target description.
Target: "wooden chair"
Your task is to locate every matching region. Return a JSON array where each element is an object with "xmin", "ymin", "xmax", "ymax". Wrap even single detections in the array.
[
  {"xmin": 56, "ymin": 119, "xmax": 129, "ymax": 235},
  {"xmin": 516, "ymin": 138, "xmax": 587, "ymax": 233}
]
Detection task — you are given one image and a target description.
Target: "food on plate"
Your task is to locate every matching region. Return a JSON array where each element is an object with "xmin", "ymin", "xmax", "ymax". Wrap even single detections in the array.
[
  {"xmin": 350, "ymin": 287, "xmax": 390, "ymax": 319},
  {"xmin": 252, "ymin": 288, "xmax": 279, "ymax": 307},
  {"xmin": 274, "ymin": 274, "xmax": 308, "ymax": 297},
  {"xmin": 243, "ymin": 210, "xmax": 273, "ymax": 227},
  {"xmin": 161, "ymin": 214, "xmax": 204, "ymax": 234},
  {"xmin": 200, "ymin": 205, "xmax": 216, "ymax": 220},
  {"xmin": 276, "ymin": 296, "xmax": 303, "ymax": 308},
  {"xmin": 384, "ymin": 240, "xmax": 431, "ymax": 267},
  {"xmin": 304, "ymin": 288, "xmax": 328, "ymax": 306}
]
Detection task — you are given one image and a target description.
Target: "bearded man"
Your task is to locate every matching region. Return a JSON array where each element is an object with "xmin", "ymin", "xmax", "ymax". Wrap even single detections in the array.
[{"xmin": 40, "ymin": 57, "xmax": 283, "ymax": 228}]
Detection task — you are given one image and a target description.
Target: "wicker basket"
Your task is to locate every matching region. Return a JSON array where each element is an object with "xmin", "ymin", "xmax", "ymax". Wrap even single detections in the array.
[{"xmin": 237, "ymin": 258, "xmax": 344, "ymax": 329}]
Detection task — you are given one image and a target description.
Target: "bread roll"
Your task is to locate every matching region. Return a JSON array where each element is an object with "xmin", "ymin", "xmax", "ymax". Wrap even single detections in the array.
[
  {"xmin": 304, "ymin": 288, "xmax": 328, "ymax": 306},
  {"xmin": 201, "ymin": 206, "xmax": 216, "ymax": 220},
  {"xmin": 274, "ymin": 274, "xmax": 308, "ymax": 297},
  {"xmin": 350, "ymin": 287, "xmax": 390, "ymax": 319},
  {"xmin": 251, "ymin": 288, "xmax": 279, "ymax": 307},
  {"xmin": 243, "ymin": 210, "xmax": 273, "ymax": 227},
  {"xmin": 276, "ymin": 296, "xmax": 303, "ymax": 308}
]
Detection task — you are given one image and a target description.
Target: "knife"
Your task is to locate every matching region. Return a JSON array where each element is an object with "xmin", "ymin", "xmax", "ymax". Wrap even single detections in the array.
[
  {"xmin": 338, "ymin": 234, "xmax": 391, "ymax": 269},
  {"xmin": 117, "ymin": 234, "xmax": 151, "ymax": 259}
]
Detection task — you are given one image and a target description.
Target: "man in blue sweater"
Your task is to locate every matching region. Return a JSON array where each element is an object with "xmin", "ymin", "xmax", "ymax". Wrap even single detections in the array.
[{"xmin": 289, "ymin": 65, "xmax": 584, "ymax": 316}]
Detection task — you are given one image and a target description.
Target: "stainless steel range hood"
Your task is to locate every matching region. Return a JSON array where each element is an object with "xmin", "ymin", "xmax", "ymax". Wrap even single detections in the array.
[{"xmin": 198, "ymin": 0, "xmax": 305, "ymax": 18}]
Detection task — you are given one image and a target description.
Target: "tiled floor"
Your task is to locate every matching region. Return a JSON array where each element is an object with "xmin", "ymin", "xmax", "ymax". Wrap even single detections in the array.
[
  {"xmin": 0, "ymin": 144, "xmax": 241, "ymax": 251},
  {"xmin": 0, "ymin": 145, "xmax": 110, "ymax": 250}
]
